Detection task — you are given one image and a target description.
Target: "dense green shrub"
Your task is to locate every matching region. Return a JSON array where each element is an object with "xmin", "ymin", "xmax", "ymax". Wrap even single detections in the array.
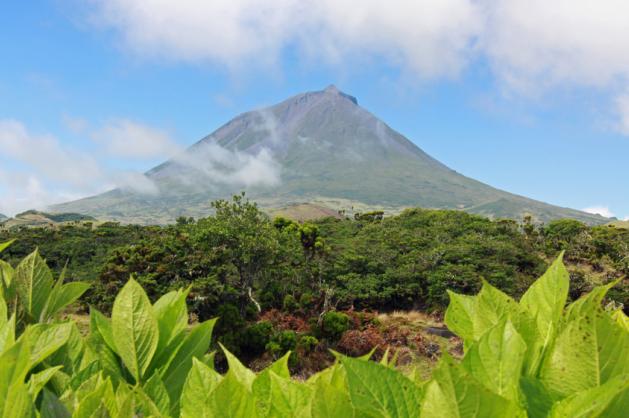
[
  {"xmin": 241, "ymin": 321, "xmax": 274, "ymax": 355},
  {"xmin": 321, "ymin": 311, "xmax": 351, "ymax": 341},
  {"xmin": 297, "ymin": 335, "xmax": 319, "ymax": 353},
  {"xmin": 283, "ymin": 294, "xmax": 299, "ymax": 312}
]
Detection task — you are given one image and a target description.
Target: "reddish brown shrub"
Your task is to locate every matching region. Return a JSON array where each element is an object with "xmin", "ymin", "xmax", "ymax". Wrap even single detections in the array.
[
  {"xmin": 259, "ymin": 309, "xmax": 309, "ymax": 332},
  {"xmin": 337, "ymin": 327, "xmax": 386, "ymax": 357}
]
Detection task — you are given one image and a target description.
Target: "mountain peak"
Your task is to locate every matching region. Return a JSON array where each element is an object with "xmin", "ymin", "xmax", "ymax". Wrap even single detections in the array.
[
  {"xmin": 321, "ymin": 84, "xmax": 358, "ymax": 105},
  {"xmin": 52, "ymin": 87, "xmax": 608, "ymax": 226}
]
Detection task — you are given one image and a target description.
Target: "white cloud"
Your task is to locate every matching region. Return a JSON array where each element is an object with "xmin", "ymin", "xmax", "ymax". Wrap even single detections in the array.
[
  {"xmin": 91, "ymin": 119, "xmax": 180, "ymax": 160},
  {"xmin": 481, "ymin": 0, "xmax": 629, "ymax": 93},
  {"xmin": 173, "ymin": 143, "xmax": 281, "ymax": 188},
  {"xmin": 582, "ymin": 206, "xmax": 615, "ymax": 218},
  {"xmin": 0, "ymin": 119, "xmax": 103, "ymax": 187},
  {"xmin": 0, "ymin": 118, "xmax": 282, "ymax": 215},
  {"xmin": 86, "ymin": 0, "xmax": 629, "ymax": 133},
  {"xmin": 89, "ymin": 0, "xmax": 481, "ymax": 78}
]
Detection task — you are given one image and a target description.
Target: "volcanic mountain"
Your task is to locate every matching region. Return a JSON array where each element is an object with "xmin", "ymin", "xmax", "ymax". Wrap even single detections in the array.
[{"xmin": 52, "ymin": 86, "xmax": 607, "ymax": 225}]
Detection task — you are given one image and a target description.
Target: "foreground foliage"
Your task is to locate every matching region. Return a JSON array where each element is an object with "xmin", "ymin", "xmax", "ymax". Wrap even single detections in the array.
[{"xmin": 1, "ymin": 240, "xmax": 628, "ymax": 417}]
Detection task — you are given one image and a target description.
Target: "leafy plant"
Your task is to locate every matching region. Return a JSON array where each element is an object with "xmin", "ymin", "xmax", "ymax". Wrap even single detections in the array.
[{"xmin": 1, "ymin": 241, "xmax": 628, "ymax": 417}]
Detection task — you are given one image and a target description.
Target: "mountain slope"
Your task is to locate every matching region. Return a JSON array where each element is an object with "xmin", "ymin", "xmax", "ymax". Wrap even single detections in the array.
[{"xmin": 52, "ymin": 86, "xmax": 607, "ymax": 225}]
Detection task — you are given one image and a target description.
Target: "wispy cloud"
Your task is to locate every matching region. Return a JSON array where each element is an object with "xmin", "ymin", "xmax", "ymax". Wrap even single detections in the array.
[
  {"xmin": 0, "ymin": 117, "xmax": 281, "ymax": 215},
  {"xmin": 91, "ymin": 119, "xmax": 180, "ymax": 160},
  {"xmin": 582, "ymin": 206, "xmax": 615, "ymax": 218}
]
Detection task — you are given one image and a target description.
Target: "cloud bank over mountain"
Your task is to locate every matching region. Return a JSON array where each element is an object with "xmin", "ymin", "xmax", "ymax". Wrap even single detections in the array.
[{"xmin": 89, "ymin": 0, "xmax": 629, "ymax": 132}]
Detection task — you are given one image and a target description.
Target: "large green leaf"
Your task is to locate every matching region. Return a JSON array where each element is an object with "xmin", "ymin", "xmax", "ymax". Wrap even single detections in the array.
[
  {"xmin": 309, "ymin": 364, "xmax": 355, "ymax": 418},
  {"xmin": 0, "ymin": 241, "xmax": 14, "ymax": 254},
  {"xmin": 27, "ymin": 366, "xmax": 63, "ymax": 398},
  {"xmin": 0, "ymin": 314, "xmax": 15, "ymax": 352},
  {"xmin": 162, "ymin": 318, "xmax": 216, "ymax": 412},
  {"xmin": 3, "ymin": 382, "xmax": 34, "ymax": 418},
  {"xmin": 180, "ymin": 358, "xmax": 222, "ymax": 418},
  {"xmin": 111, "ymin": 278, "xmax": 159, "ymax": 383},
  {"xmin": 147, "ymin": 289, "xmax": 190, "ymax": 376},
  {"xmin": 420, "ymin": 354, "xmax": 525, "ymax": 418},
  {"xmin": 445, "ymin": 281, "xmax": 521, "ymax": 348},
  {"xmin": 252, "ymin": 352, "xmax": 292, "ymax": 415},
  {"xmin": 206, "ymin": 373, "xmax": 259, "ymax": 418},
  {"xmin": 548, "ymin": 374, "xmax": 629, "ymax": 418},
  {"xmin": 462, "ymin": 319, "xmax": 526, "ymax": 402},
  {"xmin": 21, "ymin": 322, "xmax": 72, "ymax": 369},
  {"xmin": 153, "ymin": 289, "xmax": 189, "ymax": 354},
  {"xmin": 143, "ymin": 372, "xmax": 170, "ymax": 413},
  {"xmin": 539, "ymin": 307, "xmax": 629, "ymax": 396},
  {"xmin": 341, "ymin": 355, "xmax": 423, "ymax": 418},
  {"xmin": 267, "ymin": 372, "xmax": 313, "ymax": 418},
  {"xmin": 0, "ymin": 260, "xmax": 14, "ymax": 303},
  {"xmin": 42, "ymin": 281, "xmax": 90, "ymax": 322},
  {"xmin": 14, "ymin": 249, "xmax": 54, "ymax": 321},
  {"xmin": 0, "ymin": 339, "xmax": 30, "ymax": 414}
]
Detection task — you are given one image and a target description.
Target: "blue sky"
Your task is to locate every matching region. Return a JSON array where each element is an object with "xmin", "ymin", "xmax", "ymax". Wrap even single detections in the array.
[{"xmin": 1, "ymin": 0, "xmax": 628, "ymax": 220}]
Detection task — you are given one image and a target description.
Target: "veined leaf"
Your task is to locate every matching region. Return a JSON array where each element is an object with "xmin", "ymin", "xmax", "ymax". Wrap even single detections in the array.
[
  {"xmin": 162, "ymin": 318, "xmax": 216, "ymax": 412},
  {"xmin": 42, "ymin": 281, "xmax": 90, "ymax": 323},
  {"xmin": 0, "ymin": 339, "xmax": 30, "ymax": 414},
  {"xmin": 0, "ymin": 313, "xmax": 15, "ymax": 352},
  {"xmin": 341, "ymin": 355, "xmax": 423, "ymax": 418},
  {"xmin": 520, "ymin": 255, "xmax": 568, "ymax": 343},
  {"xmin": 3, "ymin": 382, "xmax": 34, "ymax": 418},
  {"xmin": 206, "ymin": 373, "xmax": 259, "ymax": 418},
  {"xmin": 548, "ymin": 374, "xmax": 629, "ymax": 418},
  {"xmin": 15, "ymin": 249, "xmax": 54, "ymax": 321},
  {"xmin": 539, "ymin": 307, "xmax": 629, "ymax": 396},
  {"xmin": 267, "ymin": 371, "xmax": 313, "ymax": 418},
  {"xmin": 309, "ymin": 364, "xmax": 355, "ymax": 418},
  {"xmin": 462, "ymin": 319, "xmax": 526, "ymax": 402},
  {"xmin": 90, "ymin": 308, "xmax": 116, "ymax": 352},
  {"xmin": 252, "ymin": 352, "xmax": 293, "ymax": 415},
  {"xmin": 21, "ymin": 322, "xmax": 72, "ymax": 370},
  {"xmin": 420, "ymin": 354, "xmax": 525, "ymax": 418},
  {"xmin": 180, "ymin": 358, "xmax": 222, "ymax": 418},
  {"xmin": 28, "ymin": 366, "xmax": 63, "ymax": 398},
  {"xmin": 153, "ymin": 289, "xmax": 189, "ymax": 354},
  {"xmin": 111, "ymin": 278, "xmax": 159, "ymax": 383},
  {"xmin": 144, "ymin": 372, "xmax": 170, "ymax": 413}
]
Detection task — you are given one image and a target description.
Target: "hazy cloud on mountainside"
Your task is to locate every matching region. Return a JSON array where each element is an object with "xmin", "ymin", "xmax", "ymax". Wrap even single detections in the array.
[
  {"xmin": 89, "ymin": 0, "xmax": 629, "ymax": 134},
  {"xmin": 0, "ymin": 118, "xmax": 281, "ymax": 215},
  {"xmin": 92, "ymin": 119, "xmax": 181, "ymax": 159},
  {"xmin": 583, "ymin": 206, "xmax": 615, "ymax": 219}
]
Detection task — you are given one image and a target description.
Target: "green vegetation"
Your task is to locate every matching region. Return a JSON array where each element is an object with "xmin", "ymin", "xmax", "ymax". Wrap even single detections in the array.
[
  {"xmin": 0, "ymin": 240, "xmax": 627, "ymax": 416},
  {"xmin": 1, "ymin": 195, "xmax": 628, "ymax": 375}
]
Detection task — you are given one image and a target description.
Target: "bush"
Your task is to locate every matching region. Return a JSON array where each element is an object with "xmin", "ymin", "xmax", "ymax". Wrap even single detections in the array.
[
  {"xmin": 282, "ymin": 294, "xmax": 298, "ymax": 313},
  {"xmin": 297, "ymin": 335, "xmax": 319, "ymax": 353},
  {"xmin": 337, "ymin": 328, "xmax": 385, "ymax": 357},
  {"xmin": 321, "ymin": 311, "xmax": 351, "ymax": 341},
  {"xmin": 241, "ymin": 321, "xmax": 274, "ymax": 355}
]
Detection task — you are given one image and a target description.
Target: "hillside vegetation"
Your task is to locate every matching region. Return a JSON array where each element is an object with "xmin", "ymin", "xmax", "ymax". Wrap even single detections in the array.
[
  {"xmin": 1, "ymin": 195, "xmax": 627, "ymax": 376},
  {"xmin": 0, "ymin": 241, "xmax": 627, "ymax": 416}
]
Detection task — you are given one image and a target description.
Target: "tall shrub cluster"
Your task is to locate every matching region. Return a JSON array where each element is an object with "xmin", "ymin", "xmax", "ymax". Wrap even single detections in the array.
[{"xmin": 0, "ymin": 239, "xmax": 627, "ymax": 417}]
